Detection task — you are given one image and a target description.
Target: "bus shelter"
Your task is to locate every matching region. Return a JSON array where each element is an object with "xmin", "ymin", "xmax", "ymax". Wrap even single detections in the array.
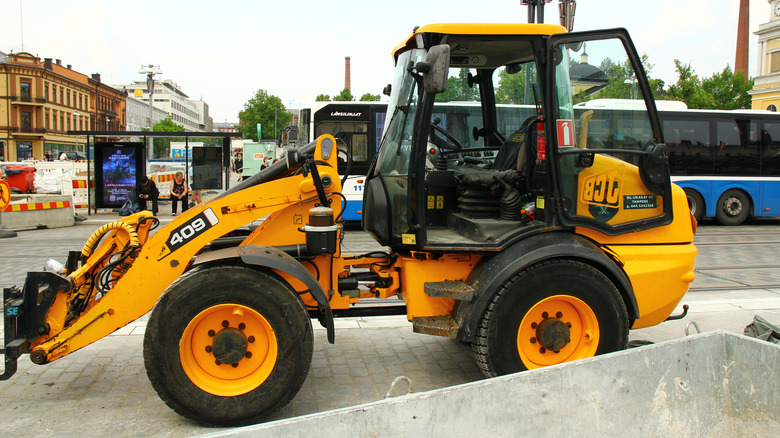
[{"xmin": 67, "ymin": 130, "xmax": 243, "ymax": 215}]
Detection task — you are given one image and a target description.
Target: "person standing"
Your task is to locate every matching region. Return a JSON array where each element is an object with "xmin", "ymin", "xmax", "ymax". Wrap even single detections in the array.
[
  {"xmin": 137, "ymin": 176, "xmax": 159, "ymax": 215},
  {"xmin": 169, "ymin": 171, "xmax": 188, "ymax": 216},
  {"xmin": 234, "ymin": 152, "xmax": 243, "ymax": 182}
]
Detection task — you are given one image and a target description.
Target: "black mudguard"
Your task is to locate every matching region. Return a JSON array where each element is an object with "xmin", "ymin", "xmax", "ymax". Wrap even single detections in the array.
[
  {"xmin": 452, "ymin": 231, "xmax": 638, "ymax": 342},
  {"xmin": 193, "ymin": 245, "xmax": 335, "ymax": 343}
]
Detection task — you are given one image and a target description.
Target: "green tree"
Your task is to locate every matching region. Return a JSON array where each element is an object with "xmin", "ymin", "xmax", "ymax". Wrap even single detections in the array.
[
  {"xmin": 359, "ymin": 93, "xmax": 380, "ymax": 101},
  {"xmin": 333, "ymin": 88, "xmax": 354, "ymax": 101},
  {"xmin": 149, "ymin": 116, "xmax": 184, "ymax": 158},
  {"xmin": 238, "ymin": 89, "xmax": 292, "ymax": 141},
  {"xmin": 436, "ymin": 69, "xmax": 480, "ymax": 102},
  {"xmin": 700, "ymin": 65, "xmax": 754, "ymax": 110},
  {"xmin": 495, "ymin": 69, "xmax": 525, "ymax": 104},
  {"xmin": 667, "ymin": 59, "xmax": 707, "ymax": 108},
  {"xmin": 495, "ymin": 66, "xmax": 539, "ymax": 104},
  {"xmin": 315, "ymin": 94, "xmax": 330, "ymax": 101}
]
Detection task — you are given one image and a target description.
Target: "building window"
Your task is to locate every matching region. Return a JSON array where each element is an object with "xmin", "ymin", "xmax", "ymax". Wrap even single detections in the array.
[
  {"xmin": 768, "ymin": 104, "xmax": 778, "ymax": 112},
  {"xmin": 60, "ymin": 88, "xmax": 63, "ymax": 104},
  {"xmin": 20, "ymin": 81, "xmax": 31, "ymax": 99},
  {"xmin": 21, "ymin": 111, "xmax": 31, "ymax": 130}
]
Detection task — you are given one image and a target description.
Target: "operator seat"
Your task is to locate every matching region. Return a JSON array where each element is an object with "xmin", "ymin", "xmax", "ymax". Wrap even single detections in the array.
[
  {"xmin": 453, "ymin": 117, "xmax": 538, "ymax": 220},
  {"xmin": 456, "ymin": 116, "xmax": 537, "ymax": 191}
]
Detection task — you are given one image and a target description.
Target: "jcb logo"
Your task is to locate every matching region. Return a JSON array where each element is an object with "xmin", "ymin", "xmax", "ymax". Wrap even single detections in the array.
[{"xmin": 581, "ymin": 167, "xmax": 623, "ymax": 208}]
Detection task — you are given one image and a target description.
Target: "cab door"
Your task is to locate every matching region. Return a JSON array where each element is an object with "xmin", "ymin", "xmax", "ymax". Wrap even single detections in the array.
[{"xmin": 546, "ymin": 29, "xmax": 673, "ymax": 235}]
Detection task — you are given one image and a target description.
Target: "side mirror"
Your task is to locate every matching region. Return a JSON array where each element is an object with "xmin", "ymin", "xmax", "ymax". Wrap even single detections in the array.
[{"xmin": 422, "ymin": 44, "xmax": 450, "ymax": 94}]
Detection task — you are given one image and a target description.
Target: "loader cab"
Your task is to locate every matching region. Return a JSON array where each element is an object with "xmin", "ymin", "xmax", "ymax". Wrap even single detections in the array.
[{"xmin": 363, "ymin": 24, "xmax": 673, "ymax": 250}]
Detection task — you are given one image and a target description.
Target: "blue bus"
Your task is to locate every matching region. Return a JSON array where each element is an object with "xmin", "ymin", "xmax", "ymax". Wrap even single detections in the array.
[
  {"xmin": 574, "ymin": 99, "xmax": 780, "ymax": 225},
  {"xmin": 298, "ymin": 102, "xmax": 387, "ymax": 221}
]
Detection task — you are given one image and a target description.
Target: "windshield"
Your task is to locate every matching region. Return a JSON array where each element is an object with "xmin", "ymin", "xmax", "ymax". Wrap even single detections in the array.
[
  {"xmin": 371, "ymin": 48, "xmax": 426, "ymax": 239},
  {"xmin": 376, "ymin": 49, "xmax": 426, "ymax": 177}
]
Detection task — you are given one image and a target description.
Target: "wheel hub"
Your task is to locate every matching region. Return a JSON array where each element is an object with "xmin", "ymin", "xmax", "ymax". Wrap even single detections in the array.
[
  {"xmin": 725, "ymin": 197, "xmax": 742, "ymax": 215},
  {"xmin": 535, "ymin": 317, "xmax": 571, "ymax": 353},
  {"xmin": 212, "ymin": 327, "xmax": 248, "ymax": 365}
]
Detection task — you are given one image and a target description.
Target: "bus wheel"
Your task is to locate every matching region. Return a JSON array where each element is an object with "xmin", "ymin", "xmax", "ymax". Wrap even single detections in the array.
[
  {"xmin": 716, "ymin": 189, "xmax": 750, "ymax": 226},
  {"xmin": 472, "ymin": 259, "xmax": 628, "ymax": 377},
  {"xmin": 684, "ymin": 189, "xmax": 705, "ymax": 222},
  {"xmin": 143, "ymin": 264, "xmax": 312, "ymax": 426}
]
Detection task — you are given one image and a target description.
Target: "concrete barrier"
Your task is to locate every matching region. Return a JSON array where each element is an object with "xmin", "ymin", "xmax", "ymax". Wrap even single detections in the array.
[
  {"xmin": 202, "ymin": 331, "xmax": 780, "ymax": 437},
  {"xmin": 0, "ymin": 194, "xmax": 74, "ymax": 230}
]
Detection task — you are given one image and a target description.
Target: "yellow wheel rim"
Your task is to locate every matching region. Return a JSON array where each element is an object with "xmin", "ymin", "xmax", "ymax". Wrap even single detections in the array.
[
  {"xmin": 180, "ymin": 304, "xmax": 278, "ymax": 396},
  {"xmin": 516, "ymin": 295, "xmax": 599, "ymax": 369}
]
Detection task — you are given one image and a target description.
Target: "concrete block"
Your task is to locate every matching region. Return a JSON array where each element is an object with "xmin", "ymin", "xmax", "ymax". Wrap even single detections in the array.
[
  {"xmin": 203, "ymin": 331, "xmax": 780, "ymax": 437},
  {"xmin": 0, "ymin": 194, "xmax": 75, "ymax": 230}
]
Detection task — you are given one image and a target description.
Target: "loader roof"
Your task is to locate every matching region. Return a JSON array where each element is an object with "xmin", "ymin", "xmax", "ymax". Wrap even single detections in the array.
[{"xmin": 392, "ymin": 22, "xmax": 567, "ymax": 60}]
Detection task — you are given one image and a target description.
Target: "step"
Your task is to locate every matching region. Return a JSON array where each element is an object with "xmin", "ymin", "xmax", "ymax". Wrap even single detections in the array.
[
  {"xmin": 423, "ymin": 281, "xmax": 474, "ymax": 301},
  {"xmin": 412, "ymin": 315, "xmax": 459, "ymax": 338}
]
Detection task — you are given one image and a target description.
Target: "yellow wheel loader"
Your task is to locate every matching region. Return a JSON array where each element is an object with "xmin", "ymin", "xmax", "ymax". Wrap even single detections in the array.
[{"xmin": 2, "ymin": 23, "xmax": 697, "ymax": 426}]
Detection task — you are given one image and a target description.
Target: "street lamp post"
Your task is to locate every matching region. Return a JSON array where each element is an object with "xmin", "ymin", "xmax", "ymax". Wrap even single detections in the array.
[{"xmin": 138, "ymin": 64, "xmax": 162, "ymax": 160}]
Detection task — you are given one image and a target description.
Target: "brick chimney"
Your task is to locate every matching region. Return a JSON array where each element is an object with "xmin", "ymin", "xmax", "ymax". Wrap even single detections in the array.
[
  {"xmin": 735, "ymin": 0, "xmax": 749, "ymax": 81},
  {"xmin": 345, "ymin": 56, "xmax": 351, "ymax": 92}
]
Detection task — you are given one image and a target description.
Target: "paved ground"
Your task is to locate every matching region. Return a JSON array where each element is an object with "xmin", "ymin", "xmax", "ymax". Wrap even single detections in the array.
[{"xmin": 1, "ymin": 209, "xmax": 779, "ymax": 437}]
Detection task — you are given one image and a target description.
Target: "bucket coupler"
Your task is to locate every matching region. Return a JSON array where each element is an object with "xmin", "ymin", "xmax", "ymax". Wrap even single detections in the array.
[{"xmin": 1, "ymin": 271, "xmax": 71, "ymax": 380}]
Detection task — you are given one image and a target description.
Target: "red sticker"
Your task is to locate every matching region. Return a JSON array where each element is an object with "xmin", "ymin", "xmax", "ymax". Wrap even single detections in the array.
[{"xmin": 557, "ymin": 120, "xmax": 574, "ymax": 147}]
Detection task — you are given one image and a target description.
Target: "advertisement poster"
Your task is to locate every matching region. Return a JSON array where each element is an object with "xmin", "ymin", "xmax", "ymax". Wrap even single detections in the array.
[
  {"xmin": 94, "ymin": 142, "xmax": 145, "ymax": 208},
  {"xmin": 192, "ymin": 146, "xmax": 223, "ymax": 189},
  {"xmin": 102, "ymin": 147, "xmax": 137, "ymax": 205}
]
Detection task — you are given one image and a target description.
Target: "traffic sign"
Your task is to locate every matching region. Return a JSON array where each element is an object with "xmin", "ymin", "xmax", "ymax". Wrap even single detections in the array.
[{"xmin": 0, "ymin": 180, "xmax": 10, "ymax": 211}]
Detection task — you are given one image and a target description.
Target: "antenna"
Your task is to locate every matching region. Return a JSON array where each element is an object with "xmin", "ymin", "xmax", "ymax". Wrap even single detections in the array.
[{"xmin": 19, "ymin": 0, "xmax": 24, "ymax": 52}]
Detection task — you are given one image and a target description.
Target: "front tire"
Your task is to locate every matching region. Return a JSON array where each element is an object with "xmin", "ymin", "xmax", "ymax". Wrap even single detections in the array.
[
  {"xmin": 472, "ymin": 259, "xmax": 628, "ymax": 377},
  {"xmin": 143, "ymin": 264, "xmax": 313, "ymax": 426}
]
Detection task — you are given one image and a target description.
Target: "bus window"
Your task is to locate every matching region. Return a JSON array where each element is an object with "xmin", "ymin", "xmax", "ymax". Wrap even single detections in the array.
[
  {"xmin": 351, "ymin": 134, "xmax": 368, "ymax": 162},
  {"xmin": 715, "ymin": 120, "xmax": 759, "ymax": 175},
  {"xmin": 663, "ymin": 118, "xmax": 711, "ymax": 175},
  {"xmin": 762, "ymin": 121, "xmax": 780, "ymax": 175}
]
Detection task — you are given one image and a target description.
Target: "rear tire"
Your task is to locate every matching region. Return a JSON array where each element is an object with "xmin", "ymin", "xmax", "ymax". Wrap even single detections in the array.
[
  {"xmin": 684, "ymin": 188, "xmax": 705, "ymax": 222},
  {"xmin": 715, "ymin": 189, "xmax": 750, "ymax": 226},
  {"xmin": 472, "ymin": 259, "xmax": 628, "ymax": 377},
  {"xmin": 143, "ymin": 264, "xmax": 312, "ymax": 426}
]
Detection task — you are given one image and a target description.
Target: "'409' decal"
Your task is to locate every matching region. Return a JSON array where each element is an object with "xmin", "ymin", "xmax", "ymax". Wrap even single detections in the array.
[{"xmin": 160, "ymin": 209, "xmax": 220, "ymax": 259}]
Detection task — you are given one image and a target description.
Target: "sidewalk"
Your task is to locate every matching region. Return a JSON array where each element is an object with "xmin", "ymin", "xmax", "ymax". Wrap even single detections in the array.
[{"xmin": 2, "ymin": 216, "xmax": 780, "ymax": 436}]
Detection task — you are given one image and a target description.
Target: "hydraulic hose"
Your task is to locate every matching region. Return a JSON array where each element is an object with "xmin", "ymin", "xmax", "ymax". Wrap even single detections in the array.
[{"xmin": 81, "ymin": 221, "xmax": 139, "ymax": 262}]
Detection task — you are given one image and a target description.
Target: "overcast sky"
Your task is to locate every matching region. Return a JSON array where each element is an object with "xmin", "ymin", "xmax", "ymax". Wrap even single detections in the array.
[{"xmin": 1, "ymin": 0, "xmax": 772, "ymax": 122}]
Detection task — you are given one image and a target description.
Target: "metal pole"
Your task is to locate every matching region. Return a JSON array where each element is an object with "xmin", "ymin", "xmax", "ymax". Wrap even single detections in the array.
[
  {"xmin": 185, "ymin": 137, "xmax": 189, "ymax": 193},
  {"xmin": 88, "ymin": 134, "xmax": 93, "ymax": 215},
  {"xmin": 147, "ymin": 73, "xmax": 154, "ymax": 159}
]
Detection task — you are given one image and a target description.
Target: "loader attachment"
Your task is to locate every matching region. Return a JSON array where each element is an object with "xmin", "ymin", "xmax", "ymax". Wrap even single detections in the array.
[{"xmin": 2, "ymin": 272, "xmax": 70, "ymax": 379}]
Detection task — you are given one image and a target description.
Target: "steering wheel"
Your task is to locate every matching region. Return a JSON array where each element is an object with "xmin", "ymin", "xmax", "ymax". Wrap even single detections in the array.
[{"xmin": 429, "ymin": 122, "xmax": 463, "ymax": 151}]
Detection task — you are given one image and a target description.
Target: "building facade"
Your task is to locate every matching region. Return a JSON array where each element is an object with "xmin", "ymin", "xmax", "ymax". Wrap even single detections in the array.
[
  {"xmin": 90, "ymin": 73, "xmax": 127, "ymax": 133},
  {"xmin": 1, "ymin": 52, "xmax": 126, "ymax": 161},
  {"xmin": 213, "ymin": 121, "xmax": 239, "ymax": 133},
  {"xmin": 192, "ymin": 99, "xmax": 214, "ymax": 132},
  {"xmin": 116, "ymin": 79, "xmax": 209, "ymax": 132},
  {"xmin": 750, "ymin": 0, "xmax": 780, "ymax": 110},
  {"xmin": 126, "ymin": 94, "xmax": 167, "ymax": 132}
]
